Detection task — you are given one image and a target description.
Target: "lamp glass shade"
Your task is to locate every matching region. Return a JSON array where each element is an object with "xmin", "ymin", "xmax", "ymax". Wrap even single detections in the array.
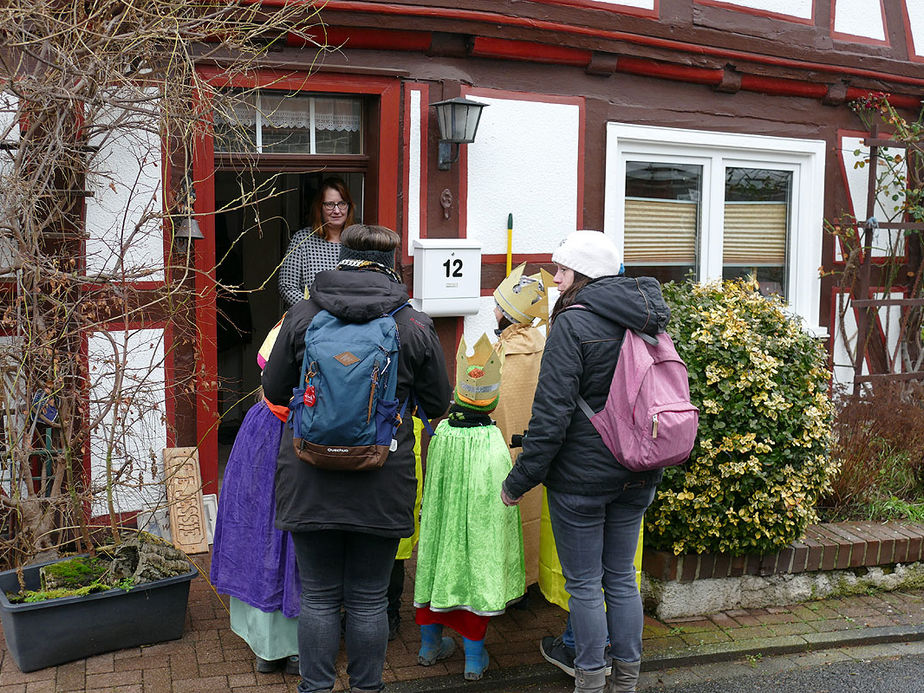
[{"xmin": 432, "ymin": 97, "xmax": 488, "ymax": 144}]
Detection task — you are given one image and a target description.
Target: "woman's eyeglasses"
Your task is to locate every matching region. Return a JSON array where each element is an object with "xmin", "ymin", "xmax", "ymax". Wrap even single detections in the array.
[{"xmin": 322, "ymin": 201, "xmax": 349, "ymax": 211}]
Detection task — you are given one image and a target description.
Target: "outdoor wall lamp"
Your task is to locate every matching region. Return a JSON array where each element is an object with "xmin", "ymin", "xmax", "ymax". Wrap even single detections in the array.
[
  {"xmin": 172, "ymin": 215, "xmax": 204, "ymax": 254},
  {"xmin": 432, "ymin": 97, "xmax": 489, "ymax": 171}
]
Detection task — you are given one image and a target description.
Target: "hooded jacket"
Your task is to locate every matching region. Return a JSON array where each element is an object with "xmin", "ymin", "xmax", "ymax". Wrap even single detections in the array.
[
  {"xmin": 263, "ymin": 268, "xmax": 451, "ymax": 536},
  {"xmin": 502, "ymin": 275, "xmax": 670, "ymax": 499}
]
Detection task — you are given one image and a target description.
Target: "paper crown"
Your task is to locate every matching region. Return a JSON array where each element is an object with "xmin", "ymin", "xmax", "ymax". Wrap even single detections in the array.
[
  {"xmin": 493, "ymin": 263, "xmax": 554, "ymax": 327},
  {"xmin": 455, "ymin": 334, "xmax": 505, "ymax": 411}
]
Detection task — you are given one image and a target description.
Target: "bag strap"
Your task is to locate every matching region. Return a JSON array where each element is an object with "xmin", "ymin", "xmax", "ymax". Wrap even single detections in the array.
[
  {"xmin": 565, "ymin": 303, "xmax": 660, "ymax": 344},
  {"xmin": 575, "ymin": 395, "xmax": 596, "ymax": 420},
  {"xmin": 387, "ymin": 301, "xmax": 412, "ymax": 318},
  {"xmin": 412, "ymin": 393, "xmax": 436, "ymax": 436}
]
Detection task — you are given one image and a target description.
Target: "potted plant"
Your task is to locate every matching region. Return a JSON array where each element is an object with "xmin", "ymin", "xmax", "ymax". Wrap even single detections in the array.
[
  {"xmin": 0, "ymin": 534, "xmax": 197, "ymax": 672},
  {"xmin": 0, "ymin": 1, "xmax": 327, "ymax": 672}
]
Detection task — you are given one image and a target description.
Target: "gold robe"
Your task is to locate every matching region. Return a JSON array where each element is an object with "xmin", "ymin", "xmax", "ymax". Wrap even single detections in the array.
[{"xmin": 493, "ymin": 323, "xmax": 545, "ymax": 587}]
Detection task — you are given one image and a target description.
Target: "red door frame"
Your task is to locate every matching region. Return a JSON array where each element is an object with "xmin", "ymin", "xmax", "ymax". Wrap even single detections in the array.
[{"xmin": 192, "ymin": 67, "xmax": 400, "ymax": 492}]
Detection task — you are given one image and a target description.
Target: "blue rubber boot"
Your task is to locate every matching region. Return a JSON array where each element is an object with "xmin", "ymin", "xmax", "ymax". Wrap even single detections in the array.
[
  {"xmin": 462, "ymin": 637, "xmax": 489, "ymax": 681},
  {"xmin": 418, "ymin": 624, "xmax": 455, "ymax": 666}
]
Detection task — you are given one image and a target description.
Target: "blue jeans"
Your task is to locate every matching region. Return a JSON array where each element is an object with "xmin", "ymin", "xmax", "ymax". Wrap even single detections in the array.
[
  {"xmin": 291, "ymin": 530, "xmax": 400, "ymax": 692},
  {"xmin": 547, "ymin": 485, "xmax": 656, "ymax": 672}
]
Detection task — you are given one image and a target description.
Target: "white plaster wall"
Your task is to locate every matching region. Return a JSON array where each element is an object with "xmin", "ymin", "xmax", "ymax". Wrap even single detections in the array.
[
  {"xmin": 0, "ymin": 91, "xmax": 18, "ymax": 277},
  {"xmin": 407, "ymin": 88, "xmax": 423, "ymax": 251},
  {"xmin": 833, "ymin": 0, "xmax": 885, "ymax": 41},
  {"xmin": 0, "ymin": 90, "xmax": 17, "ymax": 173},
  {"xmin": 463, "ymin": 297, "xmax": 503, "ymax": 350},
  {"xmin": 705, "ymin": 0, "xmax": 812, "ymax": 19},
  {"xmin": 88, "ymin": 328, "xmax": 167, "ymax": 516},
  {"xmin": 0, "ymin": 335, "xmax": 26, "ymax": 499},
  {"xmin": 85, "ymin": 98, "xmax": 164, "ymax": 282},
  {"xmin": 466, "ymin": 95, "xmax": 580, "ymax": 256},
  {"xmin": 831, "ymin": 291, "xmax": 902, "ymax": 393},
  {"xmin": 908, "ymin": 0, "xmax": 924, "ymax": 58},
  {"xmin": 831, "ymin": 291, "xmax": 866, "ymax": 391},
  {"xmin": 839, "ymin": 135, "xmax": 906, "ymax": 259}
]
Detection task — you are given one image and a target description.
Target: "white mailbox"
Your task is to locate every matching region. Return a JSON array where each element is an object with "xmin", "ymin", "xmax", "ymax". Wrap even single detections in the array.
[{"xmin": 412, "ymin": 238, "xmax": 482, "ymax": 317}]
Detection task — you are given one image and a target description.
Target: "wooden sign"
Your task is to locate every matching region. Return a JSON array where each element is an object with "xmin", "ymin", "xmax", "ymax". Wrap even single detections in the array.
[{"xmin": 163, "ymin": 447, "xmax": 209, "ymax": 555}]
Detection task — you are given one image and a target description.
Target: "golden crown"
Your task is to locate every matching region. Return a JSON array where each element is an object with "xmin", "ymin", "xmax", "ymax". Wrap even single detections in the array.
[
  {"xmin": 455, "ymin": 334, "xmax": 505, "ymax": 409},
  {"xmin": 493, "ymin": 263, "xmax": 553, "ymax": 327}
]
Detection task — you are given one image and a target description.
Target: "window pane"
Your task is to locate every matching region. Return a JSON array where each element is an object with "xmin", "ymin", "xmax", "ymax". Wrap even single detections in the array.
[
  {"xmin": 624, "ymin": 161, "xmax": 701, "ymax": 283},
  {"xmin": 213, "ymin": 92, "xmax": 363, "ymax": 154},
  {"xmin": 314, "ymin": 97, "xmax": 363, "ymax": 154},
  {"xmin": 722, "ymin": 167, "xmax": 791, "ymax": 297},
  {"xmin": 260, "ymin": 93, "xmax": 314, "ymax": 154},
  {"xmin": 213, "ymin": 93, "xmax": 257, "ymax": 153}
]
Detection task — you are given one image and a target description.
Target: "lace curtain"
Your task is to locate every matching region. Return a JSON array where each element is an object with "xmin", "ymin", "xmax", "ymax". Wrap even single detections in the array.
[{"xmin": 215, "ymin": 93, "xmax": 361, "ymax": 132}]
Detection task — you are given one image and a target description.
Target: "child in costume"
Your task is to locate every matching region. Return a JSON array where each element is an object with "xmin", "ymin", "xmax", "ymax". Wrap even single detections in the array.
[
  {"xmin": 413, "ymin": 335, "xmax": 525, "ymax": 681},
  {"xmin": 211, "ymin": 315, "xmax": 300, "ymax": 675},
  {"xmin": 491, "ymin": 263, "xmax": 552, "ymax": 591}
]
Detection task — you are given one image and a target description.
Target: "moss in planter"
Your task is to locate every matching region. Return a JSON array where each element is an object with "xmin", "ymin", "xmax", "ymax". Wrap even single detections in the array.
[
  {"xmin": 40, "ymin": 556, "xmax": 108, "ymax": 591},
  {"xmin": 9, "ymin": 581, "xmax": 118, "ymax": 604},
  {"xmin": 5, "ymin": 556, "xmax": 120, "ymax": 604},
  {"xmin": 5, "ymin": 533, "xmax": 191, "ymax": 604}
]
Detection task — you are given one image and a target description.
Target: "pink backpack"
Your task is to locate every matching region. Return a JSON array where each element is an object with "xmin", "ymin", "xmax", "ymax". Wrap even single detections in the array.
[{"xmin": 575, "ymin": 325, "xmax": 699, "ymax": 472}]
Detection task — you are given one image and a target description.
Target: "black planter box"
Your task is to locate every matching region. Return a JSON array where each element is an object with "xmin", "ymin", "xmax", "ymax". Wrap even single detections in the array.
[{"xmin": 0, "ymin": 556, "xmax": 197, "ymax": 672}]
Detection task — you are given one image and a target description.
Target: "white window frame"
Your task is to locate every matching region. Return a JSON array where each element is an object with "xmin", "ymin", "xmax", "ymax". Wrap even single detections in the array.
[{"xmin": 605, "ymin": 122, "xmax": 826, "ymax": 333}]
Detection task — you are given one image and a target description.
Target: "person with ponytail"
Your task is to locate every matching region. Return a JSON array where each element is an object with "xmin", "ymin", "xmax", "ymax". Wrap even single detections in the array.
[{"xmin": 501, "ymin": 230, "xmax": 670, "ymax": 693}]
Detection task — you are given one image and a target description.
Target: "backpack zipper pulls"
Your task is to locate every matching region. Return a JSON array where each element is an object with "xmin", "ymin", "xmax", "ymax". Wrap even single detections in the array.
[
  {"xmin": 367, "ymin": 362, "xmax": 380, "ymax": 423},
  {"xmin": 303, "ymin": 363, "xmax": 317, "ymax": 407},
  {"xmin": 652, "ymin": 413, "xmax": 659, "ymax": 439}
]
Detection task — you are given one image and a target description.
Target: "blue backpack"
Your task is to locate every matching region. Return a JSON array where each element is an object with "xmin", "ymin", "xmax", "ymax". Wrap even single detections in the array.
[{"xmin": 289, "ymin": 304, "xmax": 409, "ymax": 471}]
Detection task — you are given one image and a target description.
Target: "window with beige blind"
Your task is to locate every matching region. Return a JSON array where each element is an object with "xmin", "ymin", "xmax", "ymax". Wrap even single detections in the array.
[
  {"xmin": 722, "ymin": 167, "xmax": 792, "ymax": 297},
  {"xmin": 624, "ymin": 161, "xmax": 701, "ymax": 285},
  {"xmin": 606, "ymin": 123, "xmax": 826, "ymax": 332}
]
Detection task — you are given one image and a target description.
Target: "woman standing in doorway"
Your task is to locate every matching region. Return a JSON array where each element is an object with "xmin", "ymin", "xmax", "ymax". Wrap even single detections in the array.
[
  {"xmin": 278, "ymin": 176, "xmax": 356, "ymax": 308},
  {"xmin": 501, "ymin": 231, "xmax": 669, "ymax": 693}
]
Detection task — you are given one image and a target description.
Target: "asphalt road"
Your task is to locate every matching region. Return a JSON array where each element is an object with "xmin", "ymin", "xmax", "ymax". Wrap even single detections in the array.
[
  {"xmin": 483, "ymin": 645, "xmax": 924, "ymax": 693},
  {"xmin": 647, "ymin": 652, "xmax": 924, "ymax": 692}
]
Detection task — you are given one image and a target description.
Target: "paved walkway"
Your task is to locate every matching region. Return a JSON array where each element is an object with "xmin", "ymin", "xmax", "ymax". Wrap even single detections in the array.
[{"xmin": 1, "ymin": 550, "xmax": 923, "ymax": 692}]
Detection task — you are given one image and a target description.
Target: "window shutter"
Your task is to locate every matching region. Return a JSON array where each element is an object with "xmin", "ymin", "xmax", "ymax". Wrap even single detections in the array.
[
  {"xmin": 723, "ymin": 202, "xmax": 787, "ymax": 265},
  {"xmin": 624, "ymin": 198, "xmax": 697, "ymax": 265}
]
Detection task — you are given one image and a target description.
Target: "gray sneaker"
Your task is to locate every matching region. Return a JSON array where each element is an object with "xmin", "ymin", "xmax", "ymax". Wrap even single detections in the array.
[
  {"xmin": 540, "ymin": 635, "xmax": 576, "ymax": 676},
  {"xmin": 540, "ymin": 636, "xmax": 613, "ymax": 678}
]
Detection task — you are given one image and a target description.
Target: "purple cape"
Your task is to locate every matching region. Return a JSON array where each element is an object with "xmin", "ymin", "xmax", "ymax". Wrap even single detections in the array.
[{"xmin": 210, "ymin": 400, "xmax": 300, "ymax": 617}]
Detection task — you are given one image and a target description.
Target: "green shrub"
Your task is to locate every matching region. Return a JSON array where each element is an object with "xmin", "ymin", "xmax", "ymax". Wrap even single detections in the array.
[{"xmin": 645, "ymin": 279, "xmax": 837, "ymax": 556}]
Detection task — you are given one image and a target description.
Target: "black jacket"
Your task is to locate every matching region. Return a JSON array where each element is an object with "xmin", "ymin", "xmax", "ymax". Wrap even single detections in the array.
[
  {"xmin": 502, "ymin": 275, "xmax": 670, "ymax": 498},
  {"xmin": 263, "ymin": 268, "xmax": 452, "ymax": 536}
]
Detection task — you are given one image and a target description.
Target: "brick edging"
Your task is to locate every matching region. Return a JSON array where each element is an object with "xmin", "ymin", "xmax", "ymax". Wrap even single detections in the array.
[{"xmin": 643, "ymin": 522, "xmax": 924, "ymax": 582}]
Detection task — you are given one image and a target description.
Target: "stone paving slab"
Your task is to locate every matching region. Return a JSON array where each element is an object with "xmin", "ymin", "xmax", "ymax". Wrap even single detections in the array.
[{"xmin": 1, "ymin": 549, "xmax": 922, "ymax": 692}]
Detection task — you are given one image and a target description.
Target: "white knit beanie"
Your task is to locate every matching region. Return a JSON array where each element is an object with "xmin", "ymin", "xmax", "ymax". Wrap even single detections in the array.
[{"xmin": 551, "ymin": 230, "xmax": 622, "ymax": 279}]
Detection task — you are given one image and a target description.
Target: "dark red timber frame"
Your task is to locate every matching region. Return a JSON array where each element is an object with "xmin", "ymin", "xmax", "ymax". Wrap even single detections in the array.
[
  {"xmin": 529, "ymin": 0, "xmax": 659, "ymax": 19},
  {"xmin": 694, "ymin": 0, "xmax": 815, "ymax": 25},
  {"xmin": 192, "ymin": 67, "xmax": 400, "ymax": 492}
]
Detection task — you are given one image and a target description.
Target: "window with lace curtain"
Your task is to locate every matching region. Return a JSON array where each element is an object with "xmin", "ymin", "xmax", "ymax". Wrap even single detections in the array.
[
  {"xmin": 605, "ymin": 123, "xmax": 826, "ymax": 331},
  {"xmin": 213, "ymin": 91, "xmax": 363, "ymax": 155}
]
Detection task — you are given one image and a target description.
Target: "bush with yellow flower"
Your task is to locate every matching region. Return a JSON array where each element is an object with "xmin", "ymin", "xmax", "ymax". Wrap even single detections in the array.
[{"xmin": 645, "ymin": 279, "xmax": 837, "ymax": 556}]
